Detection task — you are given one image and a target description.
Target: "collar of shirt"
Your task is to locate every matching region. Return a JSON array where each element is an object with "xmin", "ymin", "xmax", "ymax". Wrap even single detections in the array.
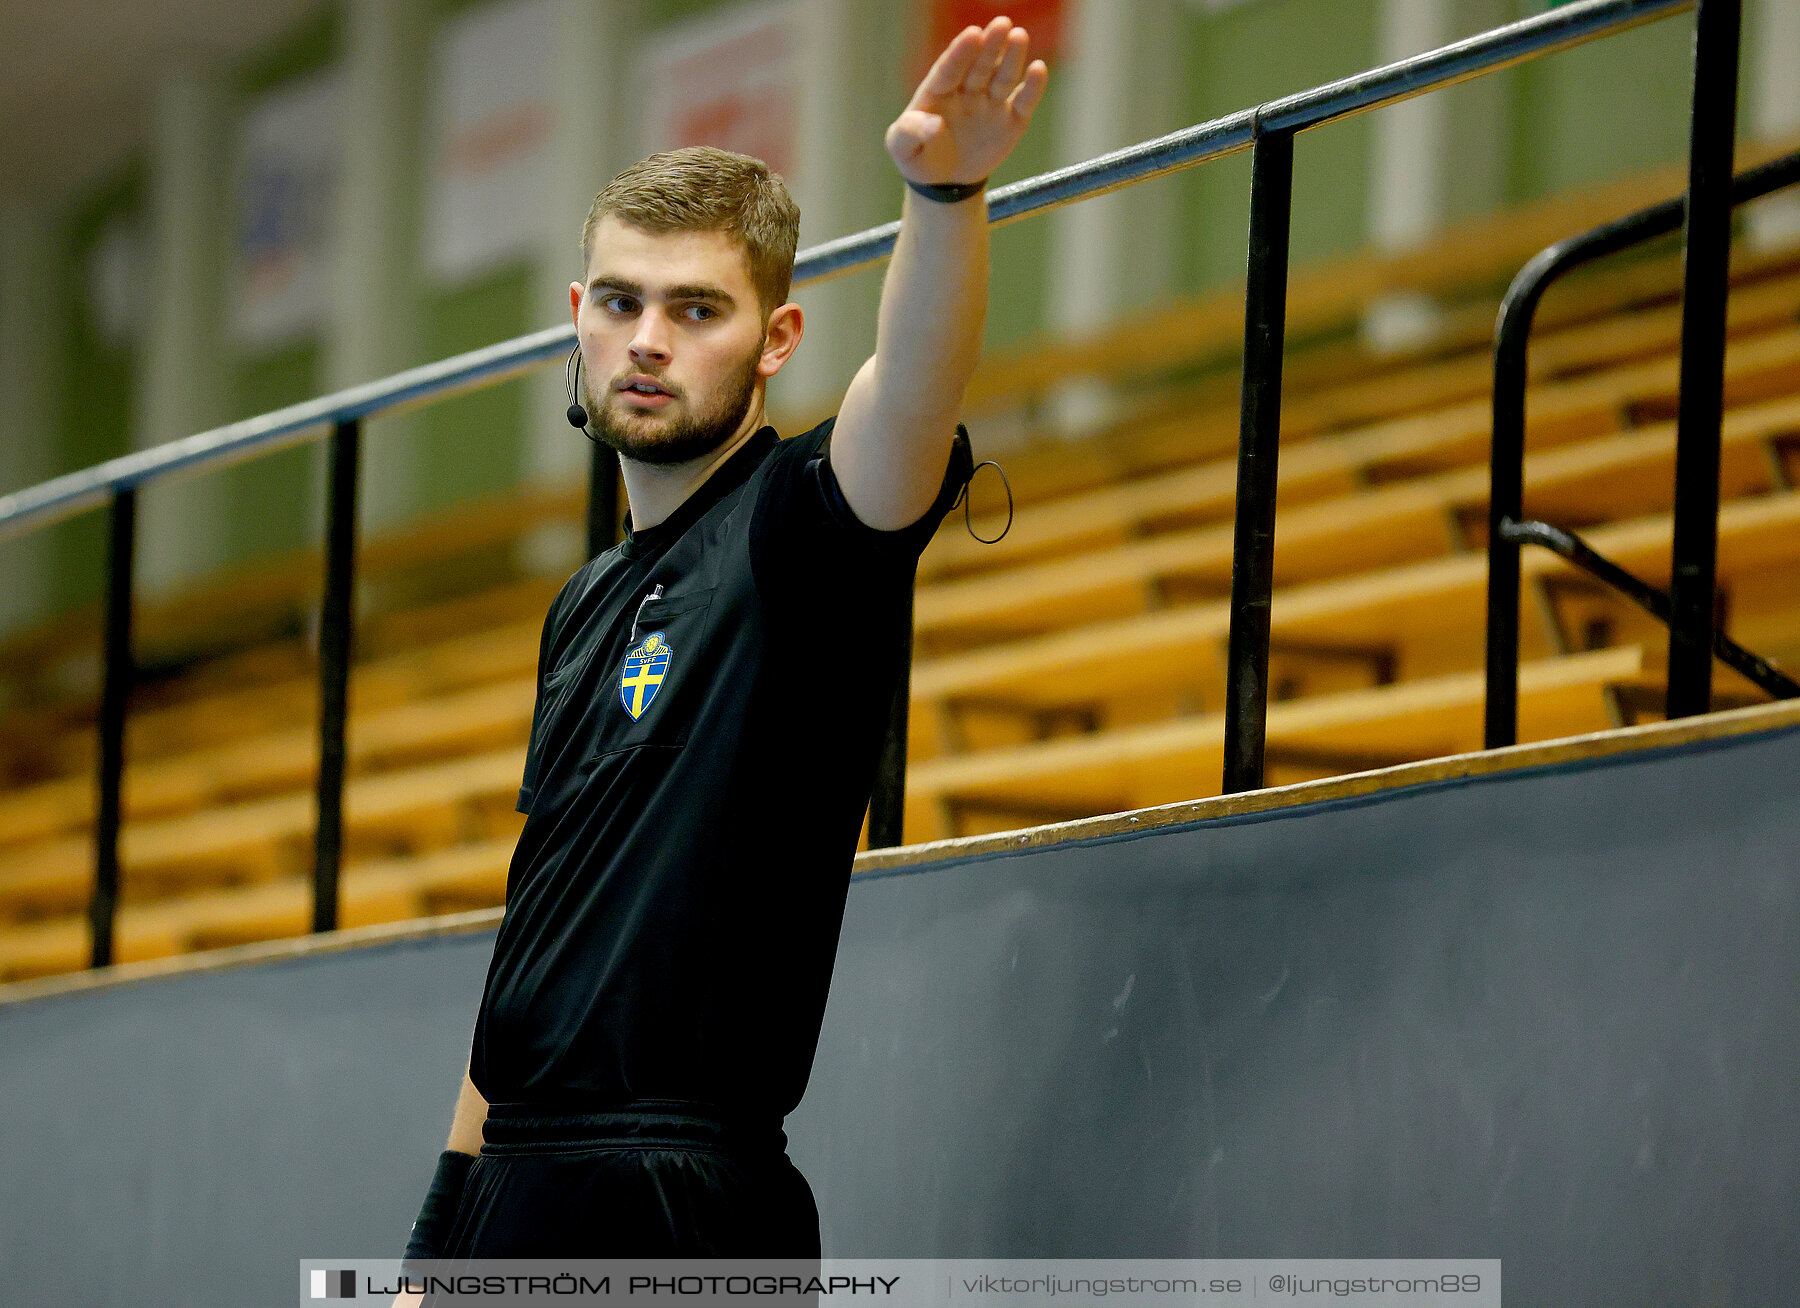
[{"xmin": 618, "ymin": 425, "xmax": 781, "ymax": 559}]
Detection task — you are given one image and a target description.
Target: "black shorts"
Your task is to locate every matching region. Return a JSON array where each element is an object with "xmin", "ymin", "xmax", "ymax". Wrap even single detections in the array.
[{"xmin": 436, "ymin": 1098, "xmax": 821, "ymax": 1260}]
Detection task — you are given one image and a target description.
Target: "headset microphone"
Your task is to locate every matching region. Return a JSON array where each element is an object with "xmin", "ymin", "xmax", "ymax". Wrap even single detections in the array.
[{"xmin": 564, "ymin": 344, "xmax": 597, "ymax": 433}]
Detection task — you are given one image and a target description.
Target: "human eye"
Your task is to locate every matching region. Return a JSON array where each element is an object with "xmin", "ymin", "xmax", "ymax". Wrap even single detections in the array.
[
  {"xmin": 599, "ymin": 293, "xmax": 637, "ymax": 314},
  {"xmin": 681, "ymin": 303, "xmax": 717, "ymax": 322}
]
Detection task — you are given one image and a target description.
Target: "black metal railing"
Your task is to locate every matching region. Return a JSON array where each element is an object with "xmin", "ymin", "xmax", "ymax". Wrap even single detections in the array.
[
  {"xmin": 0, "ymin": 0, "xmax": 1707, "ymax": 966},
  {"xmin": 1483, "ymin": 141, "xmax": 1800, "ymax": 749},
  {"xmin": 1221, "ymin": 123, "xmax": 1294, "ymax": 793},
  {"xmin": 1498, "ymin": 520, "xmax": 1800, "ymax": 701}
]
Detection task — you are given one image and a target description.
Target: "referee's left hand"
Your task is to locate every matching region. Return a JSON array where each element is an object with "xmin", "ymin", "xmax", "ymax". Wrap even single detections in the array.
[{"xmin": 886, "ymin": 15, "xmax": 1049, "ymax": 188}]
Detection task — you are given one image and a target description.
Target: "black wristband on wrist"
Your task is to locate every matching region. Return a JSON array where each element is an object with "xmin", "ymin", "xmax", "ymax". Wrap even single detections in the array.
[
  {"xmin": 905, "ymin": 177, "xmax": 987, "ymax": 204},
  {"xmin": 402, "ymin": 1149, "xmax": 476, "ymax": 1269}
]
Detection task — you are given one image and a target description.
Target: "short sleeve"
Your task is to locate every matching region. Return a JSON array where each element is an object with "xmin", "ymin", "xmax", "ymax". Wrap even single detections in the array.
[
  {"xmin": 749, "ymin": 415, "xmax": 974, "ymax": 610},
  {"xmin": 516, "ymin": 578, "xmax": 577, "ymax": 815}
]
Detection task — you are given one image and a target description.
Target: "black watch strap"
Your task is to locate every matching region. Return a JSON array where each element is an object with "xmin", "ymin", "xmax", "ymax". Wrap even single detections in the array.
[{"xmin": 905, "ymin": 177, "xmax": 987, "ymax": 204}]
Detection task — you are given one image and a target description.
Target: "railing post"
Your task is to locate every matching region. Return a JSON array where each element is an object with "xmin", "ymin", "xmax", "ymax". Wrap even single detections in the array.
[
  {"xmin": 587, "ymin": 442, "xmax": 620, "ymax": 558},
  {"xmin": 311, "ymin": 418, "xmax": 361, "ymax": 934},
  {"xmin": 1484, "ymin": 149, "xmax": 1800, "ymax": 748},
  {"xmin": 1666, "ymin": 0, "xmax": 1741, "ymax": 718},
  {"xmin": 1484, "ymin": 267, "xmax": 1552, "ymax": 749},
  {"xmin": 1222, "ymin": 124, "xmax": 1295, "ymax": 794},
  {"xmin": 867, "ymin": 589, "xmax": 913, "ymax": 849},
  {"xmin": 88, "ymin": 486, "xmax": 136, "ymax": 968}
]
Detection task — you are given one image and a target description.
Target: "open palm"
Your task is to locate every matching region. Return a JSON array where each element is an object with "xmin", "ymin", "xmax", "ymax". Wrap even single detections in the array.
[{"xmin": 886, "ymin": 16, "xmax": 1049, "ymax": 188}]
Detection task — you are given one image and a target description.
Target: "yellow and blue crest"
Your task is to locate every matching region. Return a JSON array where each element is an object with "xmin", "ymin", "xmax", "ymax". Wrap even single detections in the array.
[{"xmin": 619, "ymin": 630, "xmax": 673, "ymax": 721}]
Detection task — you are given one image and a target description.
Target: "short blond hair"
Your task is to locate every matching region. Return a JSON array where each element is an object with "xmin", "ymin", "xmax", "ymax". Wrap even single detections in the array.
[{"xmin": 581, "ymin": 146, "xmax": 801, "ymax": 319}]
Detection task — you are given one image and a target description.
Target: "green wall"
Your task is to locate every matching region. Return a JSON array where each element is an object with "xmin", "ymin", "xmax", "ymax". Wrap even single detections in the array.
[
  {"xmin": 1178, "ymin": 0, "xmax": 1379, "ymax": 296},
  {"xmin": 414, "ymin": 268, "xmax": 534, "ymax": 517},
  {"xmin": 980, "ymin": 71, "xmax": 1060, "ymax": 354},
  {"xmin": 1506, "ymin": 5, "xmax": 1695, "ymax": 203},
  {"xmin": 219, "ymin": 347, "xmax": 327, "ymax": 567},
  {"xmin": 49, "ymin": 164, "xmax": 143, "ymax": 616}
]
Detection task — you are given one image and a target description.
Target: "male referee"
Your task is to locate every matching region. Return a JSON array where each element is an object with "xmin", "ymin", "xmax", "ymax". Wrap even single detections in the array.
[{"xmin": 396, "ymin": 16, "xmax": 1048, "ymax": 1284}]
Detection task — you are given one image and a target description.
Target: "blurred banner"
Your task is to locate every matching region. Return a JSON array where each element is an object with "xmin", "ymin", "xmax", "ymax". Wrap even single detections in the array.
[
  {"xmin": 916, "ymin": 0, "xmax": 1067, "ymax": 81},
  {"xmin": 638, "ymin": 0, "xmax": 802, "ymax": 188},
  {"xmin": 424, "ymin": 0, "xmax": 557, "ymax": 283},
  {"xmin": 231, "ymin": 72, "xmax": 341, "ymax": 349}
]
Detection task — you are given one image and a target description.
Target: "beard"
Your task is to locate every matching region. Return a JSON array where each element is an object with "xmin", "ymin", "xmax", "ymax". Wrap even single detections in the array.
[{"xmin": 583, "ymin": 341, "xmax": 763, "ymax": 467}]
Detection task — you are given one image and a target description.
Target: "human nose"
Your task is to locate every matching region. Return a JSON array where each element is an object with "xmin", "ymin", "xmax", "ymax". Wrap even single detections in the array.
[{"xmin": 628, "ymin": 308, "xmax": 673, "ymax": 366}]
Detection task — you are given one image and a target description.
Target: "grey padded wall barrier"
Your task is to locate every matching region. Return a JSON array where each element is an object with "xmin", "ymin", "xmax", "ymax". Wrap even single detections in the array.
[
  {"xmin": 2, "ymin": 722, "xmax": 1797, "ymax": 1306},
  {"xmin": 0, "ymin": 930, "xmax": 496, "ymax": 1304}
]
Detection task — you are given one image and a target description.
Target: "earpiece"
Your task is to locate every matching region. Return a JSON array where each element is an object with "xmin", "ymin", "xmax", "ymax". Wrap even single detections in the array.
[{"xmin": 564, "ymin": 345, "xmax": 592, "ymax": 432}]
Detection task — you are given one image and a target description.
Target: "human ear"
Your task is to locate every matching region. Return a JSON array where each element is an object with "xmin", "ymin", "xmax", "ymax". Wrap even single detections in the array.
[
  {"xmin": 568, "ymin": 281, "xmax": 582, "ymax": 325},
  {"xmin": 758, "ymin": 301, "xmax": 804, "ymax": 378}
]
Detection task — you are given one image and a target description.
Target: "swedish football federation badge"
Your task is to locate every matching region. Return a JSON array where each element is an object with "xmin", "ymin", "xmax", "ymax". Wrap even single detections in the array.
[{"xmin": 619, "ymin": 631, "xmax": 673, "ymax": 721}]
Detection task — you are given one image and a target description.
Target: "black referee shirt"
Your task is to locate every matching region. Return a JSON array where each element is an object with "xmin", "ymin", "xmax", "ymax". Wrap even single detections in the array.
[{"xmin": 469, "ymin": 416, "xmax": 973, "ymax": 1123}]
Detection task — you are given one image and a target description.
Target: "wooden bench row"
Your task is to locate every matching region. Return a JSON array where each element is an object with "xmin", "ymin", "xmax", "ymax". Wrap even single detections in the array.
[
  {"xmin": 0, "ymin": 591, "xmax": 552, "ymax": 843},
  {"xmin": 0, "ymin": 747, "xmax": 526, "ymax": 921},
  {"xmin": 907, "ymin": 487, "xmax": 1800, "ymax": 755},
  {"xmin": 2, "ymin": 600, "xmax": 546, "ymax": 800},
  {"xmin": 86, "ymin": 576, "xmax": 556, "ymax": 763},
  {"xmin": 0, "ymin": 836, "xmax": 514, "ymax": 982},
  {"xmin": 6, "ymin": 475, "xmax": 1796, "ymax": 853},
  {"xmin": 924, "ymin": 246, "xmax": 1800, "ymax": 576},
  {"xmin": 15, "ymin": 475, "xmax": 1793, "ymax": 920},
  {"xmin": 1273, "ymin": 257, "xmax": 1800, "ymax": 445},
  {"xmin": 918, "ymin": 317, "xmax": 1800, "ymax": 610},
  {"xmin": 905, "ymin": 645, "xmax": 1653, "ymax": 840},
  {"xmin": 914, "ymin": 386, "xmax": 1800, "ymax": 643},
  {"xmin": 0, "ymin": 640, "xmax": 1650, "ymax": 966},
  {"xmin": 0, "ymin": 674, "xmax": 537, "ymax": 849}
]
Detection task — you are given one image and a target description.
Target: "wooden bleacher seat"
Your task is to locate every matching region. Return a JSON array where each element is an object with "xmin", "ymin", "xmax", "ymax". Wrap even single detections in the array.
[
  {"xmin": 905, "ymin": 646, "xmax": 1654, "ymax": 840},
  {"xmin": 912, "ymin": 389, "xmax": 1800, "ymax": 647},
  {"xmin": 0, "ymin": 599, "xmax": 551, "ymax": 850},
  {"xmin": 0, "ymin": 673, "xmax": 536, "ymax": 850},
  {"xmin": 28, "ymin": 579, "xmax": 557, "ymax": 780},
  {"xmin": 0, "ymin": 746, "xmax": 527, "ymax": 922},
  {"xmin": 915, "ymin": 320, "xmax": 1800, "ymax": 645},
  {"xmin": 0, "ymin": 835, "xmax": 516, "ymax": 982},
  {"xmin": 926, "ymin": 289, "xmax": 1800, "ymax": 588},
  {"xmin": 907, "ymin": 487, "xmax": 1800, "ymax": 759},
  {"xmin": 0, "ymin": 555, "xmax": 555, "ymax": 978},
  {"xmin": 1278, "ymin": 262, "xmax": 1800, "ymax": 437},
  {"xmin": 935, "ymin": 232, "xmax": 1800, "ymax": 536}
]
